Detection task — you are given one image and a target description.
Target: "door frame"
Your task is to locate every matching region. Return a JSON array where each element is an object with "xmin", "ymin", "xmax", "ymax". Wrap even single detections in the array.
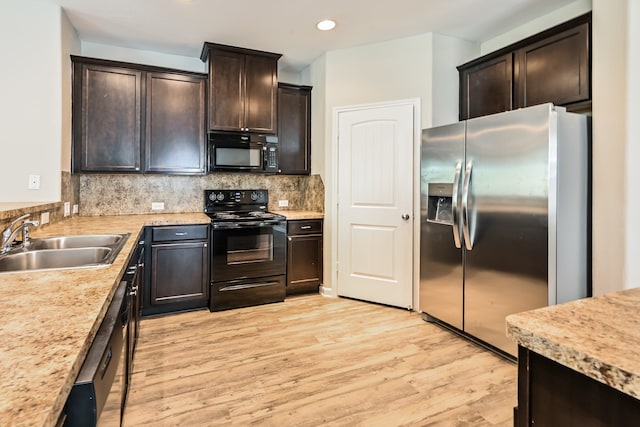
[{"xmin": 322, "ymin": 98, "xmax": 421, "ymax": 310}]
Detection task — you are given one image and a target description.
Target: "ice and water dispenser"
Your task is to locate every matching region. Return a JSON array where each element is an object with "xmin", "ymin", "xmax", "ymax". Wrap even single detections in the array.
[{"xmin": 426, "ymin": 183, "xmax": 454, "ymax": 225}]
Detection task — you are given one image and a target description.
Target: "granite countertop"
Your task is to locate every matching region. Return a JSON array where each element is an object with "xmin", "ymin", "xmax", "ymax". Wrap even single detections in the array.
[
  {"xmin": 506, "ymin": 287, "xmax": 640, "ymax": 400},
  {"xmin": 0, "ymin": 213, "xmax": 210, "ymax": 427},
  {"xmin": 272, "ymin": 210, "xmax": 324, "ymax": 220}
]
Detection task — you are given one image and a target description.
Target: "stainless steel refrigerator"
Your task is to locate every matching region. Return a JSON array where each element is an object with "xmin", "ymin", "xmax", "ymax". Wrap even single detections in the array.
[{"xmin": 419, "ymin": 103, "xmax": 589, "ymax": 358}]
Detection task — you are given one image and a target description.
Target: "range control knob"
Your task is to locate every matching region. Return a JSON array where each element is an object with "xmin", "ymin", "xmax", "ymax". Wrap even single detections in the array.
[
  {"xmin": 250, "ymin": 192, "xmax": 259, "ymax": 201},
  {"xmin": 216, "ymin": 192, "xmax": 224, "ymax": 201},
  {"xmin": 208, "ymin": 193, "xmax": 216, "ymax": 201}
]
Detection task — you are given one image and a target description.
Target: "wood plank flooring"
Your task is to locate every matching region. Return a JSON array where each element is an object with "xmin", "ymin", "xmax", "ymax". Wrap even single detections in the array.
[{"xmin": 124, "ymin": 295, "xmax": 517, "ymax": 426}]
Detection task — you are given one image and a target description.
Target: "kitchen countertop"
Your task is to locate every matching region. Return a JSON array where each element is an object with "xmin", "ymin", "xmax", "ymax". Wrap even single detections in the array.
[
  {"xmin": 272, "ymin": 210, "xmax": 324, "ymax": 220},
  {"xmin": 506, "ymin": 287, "xmax": 640, "ymax": 400},
  {"xmin": 0, "ymin": 213, "xmax": 210, "ymax": 427}
]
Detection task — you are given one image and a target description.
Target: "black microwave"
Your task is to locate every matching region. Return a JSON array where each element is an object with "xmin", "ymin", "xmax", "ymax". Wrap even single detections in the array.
[{"xmin": 209, "ymin": 132, "xmax": 279, "ymax": 173}]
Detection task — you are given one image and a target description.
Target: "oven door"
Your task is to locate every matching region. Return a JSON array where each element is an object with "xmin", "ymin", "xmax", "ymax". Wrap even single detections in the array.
[{"xmin": 211, "ymin": 220, "xmax": 286, "ymax": 282}]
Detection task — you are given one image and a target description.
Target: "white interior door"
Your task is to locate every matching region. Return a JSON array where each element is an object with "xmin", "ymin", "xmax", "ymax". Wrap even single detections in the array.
[{"xmin": 336, "ymin": 102, "xmax": 415, "ymax": 308}]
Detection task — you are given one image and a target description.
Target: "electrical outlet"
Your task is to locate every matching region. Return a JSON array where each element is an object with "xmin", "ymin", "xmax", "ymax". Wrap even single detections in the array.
[
  {"xmin": 40, "ymin": 212, "xmax": 50, "ymax": 225},
  {"xmin": 278, "ymin": 199, "xmax": 289, "ymax": 207},
  {"xmin": 28, "ymin": 175, "xmax": 40, "ymax": 190},
  {"xmin": 72, "ymin": 204, "xmax": 79, "ymax": 214},
  {"xmin": 64, "ymin": 202, "xmax": 70, "ymax": 217},
  {"xmin": 151, "ymin": 202, "xmax": 165, "ymax": 210}
]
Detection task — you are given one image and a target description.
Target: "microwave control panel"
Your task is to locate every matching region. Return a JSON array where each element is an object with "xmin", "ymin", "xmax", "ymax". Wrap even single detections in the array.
[
  {"xmin": 267, "ymin": 147, "xmax": 277, "ymax": 168},
  {"xmin": 265, "ymin": 144, "xmax": 278, "ymax": 173}
]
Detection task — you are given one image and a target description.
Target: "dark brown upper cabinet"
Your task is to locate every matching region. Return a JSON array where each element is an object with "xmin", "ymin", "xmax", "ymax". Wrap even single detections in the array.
[
  {"xmin": 458, "ymin": 12, "xmax": 591, "ymax": 120},
  {"xmin": 145, "ymin": 72, "xmax": 206, "ymax": 174},
  {"xmin": 201, "ymin": 43, "xmax": 281, "ymax": 134},
  {"xmin": 277, "ymin": 83, "xmax": 312, "ymax": 175},
  {"xmin": 514, "ymin": 22, "xmax": 589, "ymax": 110},
  {"xmin": 460, "ymin": 54, "xmax": 513, "ymax": 120},
  {"xmin": 71, "ymin": 56, "xmax": 207, "ymax": 174},
  {"xmin": 73, "ymin": 61, "xmax": 143, "ymax": 172}
]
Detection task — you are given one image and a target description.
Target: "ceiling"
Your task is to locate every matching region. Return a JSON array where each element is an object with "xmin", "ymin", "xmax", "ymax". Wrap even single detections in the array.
[{"xmin": 40, "ymin": 0, "xmax": 577, "ymax": 73}]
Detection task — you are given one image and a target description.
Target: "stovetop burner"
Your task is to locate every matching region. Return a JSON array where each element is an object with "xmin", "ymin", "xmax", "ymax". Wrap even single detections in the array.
[
  {"xmin": 213, "ymin": 212, "xmax": 241, "ymax": 220},
  {"xmin": 204, "ymin": 189, "xmax": 285, "ymax": 223},
  {"xmin": 248, "ymin": 211, "xmax": 277, "ymax": 219}
]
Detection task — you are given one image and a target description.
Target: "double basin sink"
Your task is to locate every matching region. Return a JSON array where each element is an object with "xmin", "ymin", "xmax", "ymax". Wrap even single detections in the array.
[{"xmin": 0, "ymin": 233, "xmax": 130, "ymax": 273}]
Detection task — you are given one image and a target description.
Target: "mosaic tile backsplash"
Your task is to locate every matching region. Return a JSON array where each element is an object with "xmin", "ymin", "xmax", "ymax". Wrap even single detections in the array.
[{"xmin": 79, "ymin": 173, "xmax": 324, "ymax": 216}]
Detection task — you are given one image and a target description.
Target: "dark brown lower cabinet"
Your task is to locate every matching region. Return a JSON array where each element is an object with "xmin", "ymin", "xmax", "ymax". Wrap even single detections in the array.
[
  {"xmin": 515, "ymin": 346, "xmax": 640, "ymax": 427},
  {"xmin": 286, "ymin": 219, "xmax": 323, "ymax": 295},
  {"xmin": 143, "ymin": 225, "xmax": 209, "ymax": 316}
]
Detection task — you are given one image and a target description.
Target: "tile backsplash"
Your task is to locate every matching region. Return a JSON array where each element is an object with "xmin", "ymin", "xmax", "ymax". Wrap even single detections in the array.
[{"xmin": 79, "ymin": 173, "xmax": 324, "ymax": 216}]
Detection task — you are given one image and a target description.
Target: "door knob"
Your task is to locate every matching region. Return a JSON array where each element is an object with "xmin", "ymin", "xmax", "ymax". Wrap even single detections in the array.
[{"xmin": 401, "ymin": 214, "xmax": 411, "ymax": 221}]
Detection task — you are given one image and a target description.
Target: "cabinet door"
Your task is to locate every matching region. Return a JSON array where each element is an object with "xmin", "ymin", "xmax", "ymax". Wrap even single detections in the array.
[
  {"xmin": 75, "ymin": 64, "xmax": 142, "ymax": 172},
  {"xmin": 515, "ymin": 22, "xmax": 589, "ymax": 109},
  {"xmin": 244, "ymin": 55, "xmax": 278, "ymax": 134},
  {"xmin": 145, "ymin": 72, "xmax": 206, "ymax": 173},
  {"xmin": 149, "ymin": 242, "xmax": 208, "ymax": 309},
  {"xmin": 208, "ymin": 51, "xmax": 245, "ymax": 131},
  {"xmin": 287, "ymin": 234, "xmax": 323, "ymax": 295},
  {"xmin": 278, "ymin": 84, "xmax": 311, "ymax": 175},
  {"xmin": 460, "ymin": 54, "xmax": 513, "ymax": 120}
]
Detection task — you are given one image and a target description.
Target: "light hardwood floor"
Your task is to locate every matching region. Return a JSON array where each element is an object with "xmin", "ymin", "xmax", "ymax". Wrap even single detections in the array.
[{"xmin": 124, "ymin": 295, "xmax": 516, "ymax": 426}]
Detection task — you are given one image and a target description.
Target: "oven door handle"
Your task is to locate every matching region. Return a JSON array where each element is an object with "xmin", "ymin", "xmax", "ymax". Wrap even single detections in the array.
[
  {"xmin": 213, "ymin": 220, "xmax": 282, "ymax": 229},
  {"xmin": 219, "ymin": 281, "xmax": 280, "ymax": 292}
]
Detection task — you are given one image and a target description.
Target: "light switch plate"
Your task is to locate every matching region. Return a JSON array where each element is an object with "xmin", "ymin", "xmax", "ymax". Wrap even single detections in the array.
[
  {"xmin": 72, "ymin": 204, "xmax": 79, "ymax": 214},
  {"xmin": 151, "ymin": 202, "xmax": 165, "ymax": 210},
  {"xmin": 40, "ymin": 212, "xmax": 50, "ymax": 225},
  {"xmin": 278, "ymin": 200, "xmax": 289, "ymax": 207},
  {"xmin": 64, "ymin": 202, "xmax": 70, "ymax": 217}
]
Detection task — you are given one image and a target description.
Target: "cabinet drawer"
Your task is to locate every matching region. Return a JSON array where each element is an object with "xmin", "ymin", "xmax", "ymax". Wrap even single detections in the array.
[
  {"xmin": 287, "ymin": 220, "xmax": 322, "ymax": 235},
  {"xmin": 152, "ymin": 225, "xmax": 209, "ymax": 242}
]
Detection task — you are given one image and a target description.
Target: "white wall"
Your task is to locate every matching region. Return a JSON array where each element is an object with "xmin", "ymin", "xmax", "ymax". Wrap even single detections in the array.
[
  {"xmin": 624, "ymin": 0, "xmax": 640, "ymax": 291},
  {"xmin": 432, "ymin": 34, "xmax": 478, "ymax": 126},
  {"xmin": 81, "ymin": 41, "xmax": 205, "ymax": 73},
  {"xmin": 481, "ymin": 0, "xmax": 593, "ymax": 54},
  {"xmin": 592, "ymin": 0, "xmax": 640, "ymax": 295},
  {"xmin": 0, "ymin": 0, "xmax": 64, "ymax": 202},
  {"xmin": 310, "ymin": 33, "xmax": 475, "ymax": 293},
  {"xmin": 61, "ymin": 11, "xmax": 81, "ymax": 172}
]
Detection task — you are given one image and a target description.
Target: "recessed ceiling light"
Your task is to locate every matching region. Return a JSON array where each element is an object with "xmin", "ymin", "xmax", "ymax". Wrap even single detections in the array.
[{"xmin": 317, "ymin": 19, "xmax": 336, "ymax": 31}]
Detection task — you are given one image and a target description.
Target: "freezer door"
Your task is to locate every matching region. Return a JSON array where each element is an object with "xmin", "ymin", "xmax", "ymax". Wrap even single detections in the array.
[
  {"xmin": 420, "ymin": 122, "xmax": 465, "ymax": 329},
  {"xmin": 463, "ymin": 104, "xmax": 552, "ymax": 356}
]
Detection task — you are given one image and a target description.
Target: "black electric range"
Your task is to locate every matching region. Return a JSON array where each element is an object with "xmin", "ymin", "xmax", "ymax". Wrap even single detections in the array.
[{"xmin": 204, "ymin": 189, "xmax": 287, "ymax": 311}]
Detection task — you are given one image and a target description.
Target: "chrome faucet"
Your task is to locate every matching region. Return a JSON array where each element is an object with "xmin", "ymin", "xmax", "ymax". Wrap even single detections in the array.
[{"xmin": 1, "ymin": 214, "xmax": 40, "ymax": 254}]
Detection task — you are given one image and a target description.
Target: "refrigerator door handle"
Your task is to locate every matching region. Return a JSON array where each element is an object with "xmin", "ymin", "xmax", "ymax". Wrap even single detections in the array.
[
  {"xmin": 451, "ymin": 161, "xmax": 463, "ymax": 249},
  {"xmin": 462, "ymin": 160, "xmax": 474, "ymax": 250}
]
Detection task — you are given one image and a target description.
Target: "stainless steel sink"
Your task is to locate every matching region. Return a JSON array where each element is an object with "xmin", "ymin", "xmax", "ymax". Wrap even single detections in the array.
[
  {"xmin": 31, "ymin": 234, "xmax": 126, "ymax": 250},
  {"xmin": 0, "ymin": 247, "xmax": 113, "ymax": 271},
  {"xmin": 0, "ymin": 233, "xmax": 129, "ymax": 273}
]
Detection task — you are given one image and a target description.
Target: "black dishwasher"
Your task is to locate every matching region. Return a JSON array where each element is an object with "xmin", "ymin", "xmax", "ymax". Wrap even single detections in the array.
[{"xmin": 63, "ymin": 281, "xmax": 128, "ymax": 426}]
